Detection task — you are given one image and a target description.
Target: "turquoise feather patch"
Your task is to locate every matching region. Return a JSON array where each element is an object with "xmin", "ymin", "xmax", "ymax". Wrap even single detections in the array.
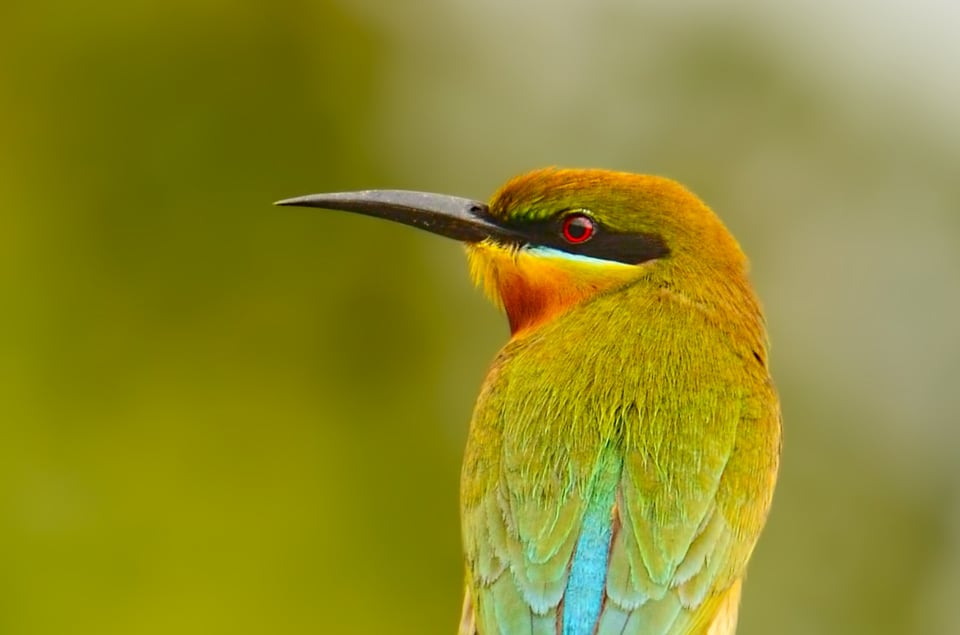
[{"xmin": 562, "ymin": 483, "xmax": 617, "ymax": 634}]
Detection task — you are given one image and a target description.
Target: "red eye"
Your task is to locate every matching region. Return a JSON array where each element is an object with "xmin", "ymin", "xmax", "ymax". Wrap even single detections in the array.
[{"xmin": 561, "ymin": 214, "xmax": 595, "ymax": 244}]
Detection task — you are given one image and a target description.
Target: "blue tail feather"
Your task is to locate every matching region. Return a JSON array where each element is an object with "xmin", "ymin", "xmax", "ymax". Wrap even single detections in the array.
[{"xmin": 562, "ymin": 484, "xmax": 616, "ymax": 635}]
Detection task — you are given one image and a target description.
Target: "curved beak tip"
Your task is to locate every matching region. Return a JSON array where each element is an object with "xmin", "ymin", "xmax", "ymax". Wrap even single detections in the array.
[{"xmin": 273, "ymin": 196, "xmax": 308, "ymax": 207}]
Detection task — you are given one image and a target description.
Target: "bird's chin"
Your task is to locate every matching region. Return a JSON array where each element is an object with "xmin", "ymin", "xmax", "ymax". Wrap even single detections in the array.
[{"xmin": 466, "ymin": 241, "xmax": 639, "ymax": 337}]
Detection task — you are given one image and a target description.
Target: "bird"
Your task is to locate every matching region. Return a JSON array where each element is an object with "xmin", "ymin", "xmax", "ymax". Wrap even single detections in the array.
[{"xmin": 276, "ymin": 168, "xmax": 781, "ymax": 635}]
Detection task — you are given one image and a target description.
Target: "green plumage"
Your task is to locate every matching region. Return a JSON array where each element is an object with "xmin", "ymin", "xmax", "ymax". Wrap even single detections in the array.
[{"xmin": 461, "ymin": 272, "xmax": 778, "ymax": 634}]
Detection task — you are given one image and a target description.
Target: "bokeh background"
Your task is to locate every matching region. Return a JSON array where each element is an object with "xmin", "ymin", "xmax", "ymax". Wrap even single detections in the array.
[{"xmin": 3, "ymin": 1, "xmax": 959, "ymax": 633}]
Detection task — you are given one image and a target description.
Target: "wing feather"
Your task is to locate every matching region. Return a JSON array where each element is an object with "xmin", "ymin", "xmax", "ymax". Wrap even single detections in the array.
[{"xmin": 461, "ymin": 288, "xmax": 780, "ymax": 635}]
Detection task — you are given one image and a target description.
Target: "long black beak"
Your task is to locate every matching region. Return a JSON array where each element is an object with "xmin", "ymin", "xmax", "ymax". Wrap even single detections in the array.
[{"xmin": 275, "ymin": 190, "xmax": 519, "ymax": 244}]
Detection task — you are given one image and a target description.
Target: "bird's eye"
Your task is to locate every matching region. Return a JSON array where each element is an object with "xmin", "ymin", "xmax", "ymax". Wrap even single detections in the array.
[{"xmin": 561, "ymin": 213, "xmax": 595, "ymax": 244}]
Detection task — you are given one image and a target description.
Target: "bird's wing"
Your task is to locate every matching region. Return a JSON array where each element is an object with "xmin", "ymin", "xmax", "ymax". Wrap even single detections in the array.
[
  {"xmin": 598, "ymin": 370, "xmax": 780, "ymax": 635},
  {"xmin": 461, "ymin": 439, "xmax": 602, "ymax": 634},
  {"xmin": 461, "ymin": 375, "xmax": 778, "ymax": 635}
]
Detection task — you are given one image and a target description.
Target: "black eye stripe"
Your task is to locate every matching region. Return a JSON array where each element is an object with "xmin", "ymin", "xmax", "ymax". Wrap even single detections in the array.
[{"xmin": 503, "ymin": 212, "xmax": 670, "ymax": 265}]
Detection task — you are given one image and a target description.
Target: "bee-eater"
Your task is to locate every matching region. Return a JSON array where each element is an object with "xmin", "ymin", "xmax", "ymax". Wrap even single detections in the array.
[{"xmin": 277, "ymin": 168, "xmax": 781, "ymax": 635}]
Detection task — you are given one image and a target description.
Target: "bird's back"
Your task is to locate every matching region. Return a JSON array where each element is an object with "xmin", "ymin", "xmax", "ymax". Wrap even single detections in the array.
[{"xmin": 459, "ymin": 272, "xmax": 780, "ymax": 635}]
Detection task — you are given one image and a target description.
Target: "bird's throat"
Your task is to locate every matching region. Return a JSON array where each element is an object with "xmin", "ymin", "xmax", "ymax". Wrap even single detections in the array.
[{"xmin": 466, "ymin": 242, "xmax": 637, "ymax": 337}]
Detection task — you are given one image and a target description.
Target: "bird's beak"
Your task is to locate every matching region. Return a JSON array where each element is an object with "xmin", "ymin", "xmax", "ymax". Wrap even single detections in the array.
[{"xmin": 275, "ymin": 190, "xmax": 520, "ymax": 244}]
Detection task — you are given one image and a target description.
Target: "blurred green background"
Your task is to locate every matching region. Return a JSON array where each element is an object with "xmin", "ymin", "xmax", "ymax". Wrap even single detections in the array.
[{"xmin": 2, "ymin": 1, "xmax": 959, "ymax": 633}]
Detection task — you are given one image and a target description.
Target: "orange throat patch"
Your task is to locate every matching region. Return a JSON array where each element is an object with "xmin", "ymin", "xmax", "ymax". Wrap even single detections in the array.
[{"xmin": 466, "ymin": 242, "xmax": 637, "ymax": 337}]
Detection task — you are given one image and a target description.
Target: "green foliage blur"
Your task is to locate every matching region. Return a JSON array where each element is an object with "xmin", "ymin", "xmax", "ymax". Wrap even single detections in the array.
[{"xmin": 2, "ymin": 1, "xmax": 958, "ymax": 634}]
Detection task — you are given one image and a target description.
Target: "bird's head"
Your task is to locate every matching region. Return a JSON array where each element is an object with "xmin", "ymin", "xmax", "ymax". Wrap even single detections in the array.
[{"xmin": 278, "ymin": 168, "xmax": 750, "ymax": 336}]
